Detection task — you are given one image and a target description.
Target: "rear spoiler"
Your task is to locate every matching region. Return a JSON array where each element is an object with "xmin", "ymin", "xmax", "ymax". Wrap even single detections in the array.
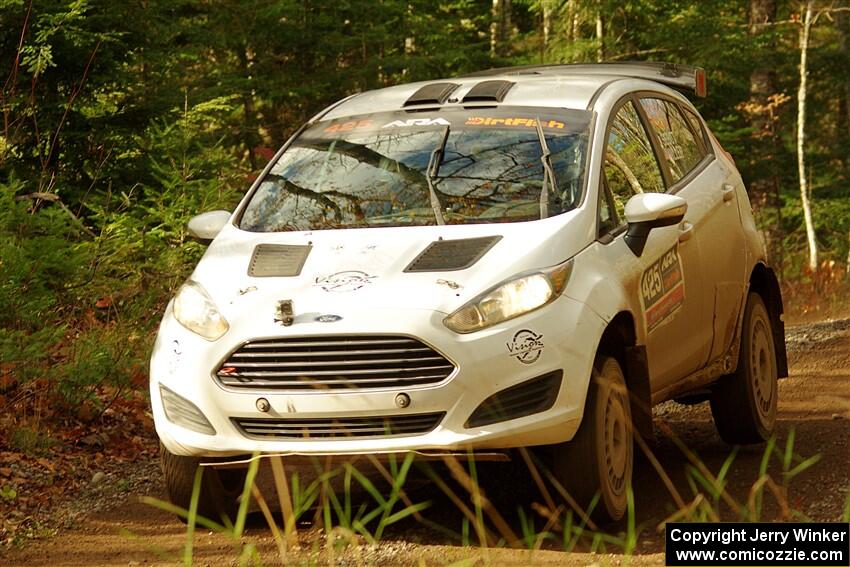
[{"xmin": 462, "ymin": 62, "xmax": 707, "ymax": 98}]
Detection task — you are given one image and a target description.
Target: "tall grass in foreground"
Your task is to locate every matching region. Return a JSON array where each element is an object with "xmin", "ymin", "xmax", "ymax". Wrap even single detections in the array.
[{"xmin": 140, "ymin": 424, "xmax": 827, "ymax": 566}]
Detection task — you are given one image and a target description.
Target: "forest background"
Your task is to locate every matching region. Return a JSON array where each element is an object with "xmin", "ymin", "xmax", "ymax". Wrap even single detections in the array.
[{"xmin": 0, "ymin": 0, "xmax": 848, "ymax": 452}]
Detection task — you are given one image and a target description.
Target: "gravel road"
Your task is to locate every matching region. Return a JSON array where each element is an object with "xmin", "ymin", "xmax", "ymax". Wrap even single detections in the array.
[{"xmin": 3, "ymin": 319, "xmax": 849, "ymax": 566}]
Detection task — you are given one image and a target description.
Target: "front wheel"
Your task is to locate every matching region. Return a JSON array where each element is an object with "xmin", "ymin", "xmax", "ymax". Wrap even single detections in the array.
[
  {"xmin": 553, "ymin": 356, "xmax": 633, "ymax": 523},
  {"xmin": 160, "ymin": 444, "xmax": 246, "ymax": 523},
  {"xmin": 710, "ymin": 292, "xmax": 778, "ymax": 444}
]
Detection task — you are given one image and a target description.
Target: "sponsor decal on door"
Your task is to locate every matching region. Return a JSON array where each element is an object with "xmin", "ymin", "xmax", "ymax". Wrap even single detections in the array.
[{"xmin": 640, "ymin": 245, "xmax": 686, "ymax": 333}]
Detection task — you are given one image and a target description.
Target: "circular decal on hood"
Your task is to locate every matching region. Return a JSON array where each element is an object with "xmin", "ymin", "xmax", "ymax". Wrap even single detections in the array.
[{"xmin": 314, "ymin": 271, "xmax": 377, "ymax": 293}]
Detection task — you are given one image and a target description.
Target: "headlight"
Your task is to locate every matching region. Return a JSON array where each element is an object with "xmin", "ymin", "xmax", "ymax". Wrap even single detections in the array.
[
  {"xmin": 443, "ymin": 260, "xmax": 573, "ymax": 333},
  {"xmin": 172, "ymin": 280, "xmax": 229, "ymax": 340}
]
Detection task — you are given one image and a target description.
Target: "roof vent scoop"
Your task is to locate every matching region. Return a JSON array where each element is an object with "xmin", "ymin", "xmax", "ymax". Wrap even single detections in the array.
[
  {"xmin": 403, "ymin": 82, "xmax": 460, "ymax": 107},
  {"xmin": 462, "ymin": 80, "xmax": 515, "ymax": 103}
]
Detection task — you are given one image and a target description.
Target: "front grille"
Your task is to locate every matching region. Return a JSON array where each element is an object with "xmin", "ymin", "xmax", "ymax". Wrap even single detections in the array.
[
  {"xmin": 465, "ymin": 370, "xmax": 563, "ymax": 428},
  {"xmin": 216, "ymin": 336, "xmax": 455, "ymax": 390},
  {"xmin": 233, "ymin": 412, "xmax": 445, "ymax": 439}
]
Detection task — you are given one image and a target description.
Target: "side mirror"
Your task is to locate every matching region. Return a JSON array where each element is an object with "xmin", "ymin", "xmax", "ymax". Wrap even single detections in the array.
[
  {"xmin": 187, "ymin": 210, "xmax": 231, "ymax": 244},
  {"xmin": 623, "ymin": 193, "xmax": 687, "ymax": 256}
]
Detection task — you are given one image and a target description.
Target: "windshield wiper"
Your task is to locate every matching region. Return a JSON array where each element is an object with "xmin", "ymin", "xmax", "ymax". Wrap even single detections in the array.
[
  {"xmin": 534, "ymin": 117, "xmax": 557, "ymax": 219},
  {"xmin": 425, "ymin": 125, "xmax": 450, "ymax": 225}
]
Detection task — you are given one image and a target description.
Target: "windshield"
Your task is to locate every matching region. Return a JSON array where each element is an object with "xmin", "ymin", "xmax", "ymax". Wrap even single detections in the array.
[{"xmin": 239, "ymin": 107, "xmax": 592, "ymax": 232}]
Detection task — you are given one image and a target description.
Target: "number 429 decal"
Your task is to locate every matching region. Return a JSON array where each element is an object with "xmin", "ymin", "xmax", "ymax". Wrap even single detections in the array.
[{"xmin": 639, "ymin": 245, "xmax": 686, "ymax": 332}]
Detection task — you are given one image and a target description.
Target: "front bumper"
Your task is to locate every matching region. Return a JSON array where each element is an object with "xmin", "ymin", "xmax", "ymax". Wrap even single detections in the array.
[{"xmin": 150, "ymin": 295, "xmax": 605, "ymax": 457}]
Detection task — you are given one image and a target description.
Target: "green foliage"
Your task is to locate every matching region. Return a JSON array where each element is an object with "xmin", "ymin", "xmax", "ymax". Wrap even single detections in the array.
[
  {"xmin": 133, "ymin": 436, "xmax": 821, "ymax": 563},
  {"xmin": 8, "ymin": 426, "xmax": 54, "ymax": 455},
  {"xmin": 0, "ymin": 94, "xmax": 242, "ymax": 408},
  {"xmin": 0, "ymin": 180, "xmax": 135, "ymax": 405},
  {"xmin": 0, "ymin": 485, "xmax": 17, "ymax": 503},
  {"xmin": 0, "ymin": 180, "xmax": 89, "ymax": 382},
  {"xmin": 91, "ymin": 95, "xmax": 242, "ymax": 291},
  {"xmin": 1, "ymin": 0, "xmax": 848, "ymax": 414}
]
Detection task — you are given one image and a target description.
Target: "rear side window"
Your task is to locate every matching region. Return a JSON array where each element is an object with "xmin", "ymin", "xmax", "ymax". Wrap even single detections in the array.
[
  {"xmin": 681, "ymin": 107, "xmax": 709, "ymax": 153},
  {"xmin": 639, "ymin": 98, "xmax": 705, "ymax": 184},
  {"xmin": 603, "ymin": 100, "xmax": 665, "ymax": 220}
]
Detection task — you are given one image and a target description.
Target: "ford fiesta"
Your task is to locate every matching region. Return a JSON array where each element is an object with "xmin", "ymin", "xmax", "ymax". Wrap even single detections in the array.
[{"xmin": 150, "ymin": 62, "xmax": 787, "ymax": 523}]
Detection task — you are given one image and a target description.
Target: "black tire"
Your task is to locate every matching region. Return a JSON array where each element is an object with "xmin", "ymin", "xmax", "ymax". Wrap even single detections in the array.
[
  {"xmin": 553, "ymin": 356, "xmax": 633, "ymax": 523},
  {"xmin": 160, "ymin": 444, "xmax": 246, "ymax": 523},
  {"xmin": 710, "ymin": 292, "xmax": 778, "ymax": 444}
]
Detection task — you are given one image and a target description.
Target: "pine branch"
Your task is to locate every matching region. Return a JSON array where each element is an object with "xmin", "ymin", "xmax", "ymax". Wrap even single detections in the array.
[{"xmin": 14, "ymin": 192, "xmax": 97, "ymax": 237}]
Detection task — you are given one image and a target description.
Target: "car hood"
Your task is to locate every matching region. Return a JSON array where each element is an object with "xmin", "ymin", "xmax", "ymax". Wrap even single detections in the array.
[{"xmin": 189, "ymin": 212, "xmax": 591, "ymax": 321}]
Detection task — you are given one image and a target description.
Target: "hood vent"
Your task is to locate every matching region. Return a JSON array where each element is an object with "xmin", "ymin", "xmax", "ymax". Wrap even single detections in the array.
[
  {"xmin": 248, "ymin": 244, "xmax": 311, "ymax": 277},
  {"xmin": 462, "ymin": 80, "xmax": 515, "ymax": 103},
  {"xmin": 404, "ymin": 236, "xmax": 501, "ymax": 272},
  {"xmin": 403, "ymin": 82, "xmax": 460, "ymax": 107}
]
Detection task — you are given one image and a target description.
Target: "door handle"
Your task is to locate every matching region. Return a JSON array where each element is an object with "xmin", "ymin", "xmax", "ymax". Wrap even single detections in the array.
[
  {"xmin": 721, "ymin": 183, "xmax": 735, "ymax": 202},
  {"xmin": 678, "ymin": 221, "xmax": 694, "ymax": 243}
]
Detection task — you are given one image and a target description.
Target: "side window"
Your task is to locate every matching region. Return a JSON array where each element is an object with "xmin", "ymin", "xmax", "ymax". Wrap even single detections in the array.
[
  {"xmin": 598, "ymin": 179, "xmax": 617, "ymax": 236},
  {"xmin": 681, "ymin": 107, "xmax": 709, "ymax": 153},
  {"xmin": 639, "ymin": 98, "xmax": 705, "ymax": 184},
  {"xmin": 603, "ymin": 100, "xmax": 665, "ymax": 221}
]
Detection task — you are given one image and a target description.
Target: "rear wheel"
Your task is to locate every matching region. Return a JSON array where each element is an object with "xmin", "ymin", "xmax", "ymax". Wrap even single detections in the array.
[
  {"xmin": 710, "ymin": 292, "xmax": 778, "ymax": 444},
  {"xmin": 160, "ymin": 444, "xmax": 246, "ymax": 523},
  {"xmin": 553, "ymin": 356, "xmax": 633, "ymax": 523}
]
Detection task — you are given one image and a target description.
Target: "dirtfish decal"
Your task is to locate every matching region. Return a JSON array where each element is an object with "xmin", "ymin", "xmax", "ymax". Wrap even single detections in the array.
[{"xmin": 465, "ymin": 117, "xmax": 565, "ymax": 129}]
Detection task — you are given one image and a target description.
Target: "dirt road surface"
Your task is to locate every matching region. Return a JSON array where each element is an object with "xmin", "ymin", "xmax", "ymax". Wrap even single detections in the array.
[{"xmin": 3, "ymin": 319, "xmax": 849, "ymax": 566}]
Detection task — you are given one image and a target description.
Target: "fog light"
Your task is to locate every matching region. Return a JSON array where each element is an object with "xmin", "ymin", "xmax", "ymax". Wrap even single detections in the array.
[{"xmin": 159, "ymin": 385, "xmax": 216, "ymax": 435}]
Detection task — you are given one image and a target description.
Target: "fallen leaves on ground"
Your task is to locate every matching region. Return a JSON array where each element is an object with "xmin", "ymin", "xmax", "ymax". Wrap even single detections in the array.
[{"xmin": 0, "ymin": 386, "xmax": 157, "ymax": 547}]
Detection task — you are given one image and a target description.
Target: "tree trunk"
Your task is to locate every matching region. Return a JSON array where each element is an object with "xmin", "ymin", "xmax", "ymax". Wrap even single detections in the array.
[
  {"xmin": 567, "ymin": 0, "xmax": 579, "ymax": 46},
  {"xmin": 837, "ymin": 1, "xmax": 850, "ymax": 155},
  {"xmin": 490, "ymin": 0, "xmax": 497, "ymax": 57},
  {"xmin": 748, "ymin": 0, "xmax": 777, "ymax": 165},
  {"xmin": 490, "ymin": 0, "xmax": 511, "ymax": 58},
  {"xmin": 542, "ymin": 1, "xmax": 552, "ymax": 55},
  {"xmin": 797, "ymin": 1, "xmax": 818, "ymax": 272},
  {"xmin": 238, "ymin": 46, "xmax": 257, "ymax": 171},
  {"xmin": 748, "ymin": 0, "xmax": 780, "ymax": 264},
  {"xmin": 405, "ymin": 3, "xmax": 415, "ymax": 56},
  {"xmin": 595, "ymin": 6, "xmax": 604, "ymax": 62}
]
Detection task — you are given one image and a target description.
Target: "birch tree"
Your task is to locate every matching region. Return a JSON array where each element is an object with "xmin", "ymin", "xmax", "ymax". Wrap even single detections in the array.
[
  {"xmin": 490, "ymin": 0, "xmax": 512, "ymax": 57},
  {"xmin": 595, "ymin": 2, "xmax": 604, "ymax": 62},
  {"xmin": 797, "ymin": 1, "xmax": 818, "ymax": 271},
  {"xmin": 837, "ymin": 1, "xmax": 850, "ymax": 144}
]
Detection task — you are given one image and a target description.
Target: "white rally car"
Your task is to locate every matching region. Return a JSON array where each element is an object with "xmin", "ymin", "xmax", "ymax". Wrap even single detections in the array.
[{"xmin": 150, "ymin": 63, "xmax": 787, "ymax": 522}]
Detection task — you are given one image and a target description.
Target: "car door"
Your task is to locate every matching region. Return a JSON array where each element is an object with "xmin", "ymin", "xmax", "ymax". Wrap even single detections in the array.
[
  {"xmin": 637, "ymin": 97, "xmax": 748, "ymax": 364},
  {"xmin": 597, "ymin": 98, "xmax": 713, "ymax": 390}
]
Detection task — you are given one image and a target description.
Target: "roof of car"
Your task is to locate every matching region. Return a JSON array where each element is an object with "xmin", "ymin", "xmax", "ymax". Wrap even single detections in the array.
[{"xmin": 319, "ymin": 62, "xmax": 704, "ymax": 121}]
